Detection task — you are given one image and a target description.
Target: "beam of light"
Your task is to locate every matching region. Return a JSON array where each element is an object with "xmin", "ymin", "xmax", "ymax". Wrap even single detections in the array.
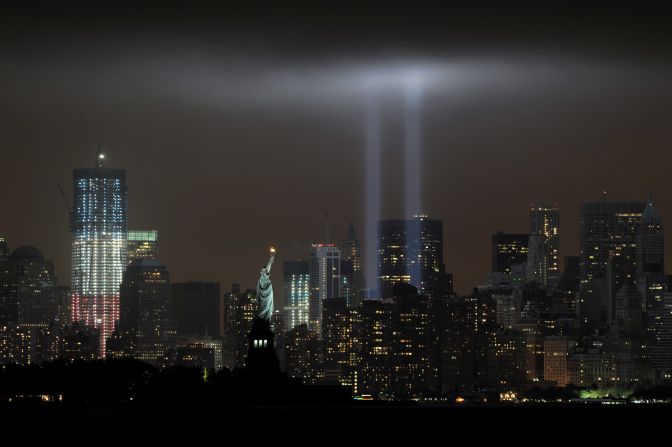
[
  {"xmin": 404, "ymin": 70, "xmax": 423, "ymax": 289},
  {"xmin": 364, "ymin": 88, "xmax": 381, "ymax": 298}
]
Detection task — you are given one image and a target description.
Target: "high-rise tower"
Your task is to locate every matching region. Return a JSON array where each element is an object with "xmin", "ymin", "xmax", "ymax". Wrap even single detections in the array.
[
  {"xmin": 377, "ymin": 215, "xmax": 443, "ymax": 297},
  {"xmin": 636, "ymin": 194, "xmax": 665, "ymax": 348},
  {"xmin": 70, "ymin": 149, "xmax": 128, "ymax": 357},
  {"xmin": 341, "ymin": 223, "xmax": 364, "ymax": 307},
  {"xmin": 283, "ymin": 260, "xmax": 310, "ymax": 331},
  {"xmin": 309, "ymin": 244, "xmax": 340, "ymax": 335},
  {"xmin": 529, "ymin": 203, "xmax": 560, "ymax": 292},
  {"xmin": 578, "ymin": 198, "xmax": 645, "ymax": 331}
]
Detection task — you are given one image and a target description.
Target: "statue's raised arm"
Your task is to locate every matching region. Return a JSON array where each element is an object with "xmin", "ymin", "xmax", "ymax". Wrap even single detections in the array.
[{"xmin": 266, "ymin": 252, "xmax": 275, "ymax": 274}]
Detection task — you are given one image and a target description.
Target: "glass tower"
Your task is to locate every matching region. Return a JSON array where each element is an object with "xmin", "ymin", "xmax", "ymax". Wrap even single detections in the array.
[
  {"xmin": 283, "ymin": 261, "xmax": 310, "ymax": 332},
  {"xmin": 127, "ymin": 230, "xmax": 158, "ymax": 264},
  {"xmin": 377, "ymin": 215, "xmax": 443, "ymax": 296},
  {"xmin": 70, "ymin": 151, "xmax": 128, "ymax": 357},
  {"xmin": 309, "ymin": 244, "xmax": 340, "ymax": 336},
  {"xmin": 529, "ymin": 203, "xmax": 560, "ymax": 292}
]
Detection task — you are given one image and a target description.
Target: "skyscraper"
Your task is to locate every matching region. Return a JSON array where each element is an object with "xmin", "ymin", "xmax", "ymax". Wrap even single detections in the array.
[
  {"xmin": 127, "ymin": 230, "xmax": 158, "ymax": 264},
  {"xmin": 70, "ymin": 150, "xmax": 128, "ymax": 357},
  {"xmin": 283, "ymin": 261, "xmax": 310, "ymax": 332},
  {"xmin": 579, "ymin": 199, "xmax": 645, "ymax": 285},
  {"xmin": 322, "ymin": 297, "xmax": 361, "ymax": 391},
  {"xmin": 377, "ymin": 215, "xmax": 443, "ymax": 297},
  {"xmin": 529, "ymin": 203, "xmax": 560, "ymax": 291},
  {"xmin": 0, "ymin": 246, "xmax": 64, "ymax": 327},
  {"xmin": 0, "ymin": 245, "xmax": 65, "ymax": 365},
  {"xmin": 636, "ymin": 194, "xmax": 665, "ymax": 343},
  {"xmin": 118, "ymin": 259, "xmax": 175, "ymax": 364},
  {"xmin": 578, "ymin": 199, "xmax": 645, "ymax": 331},
  {"xmin": 309, "ymin": 244, "xmax": 340, "ymax": 335},
  {"xmin": 341, "ymin": 223, "xmax": 364, "ymax": 307}
]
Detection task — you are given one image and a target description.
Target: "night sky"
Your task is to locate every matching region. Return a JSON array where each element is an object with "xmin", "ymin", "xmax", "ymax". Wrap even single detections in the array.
[{"xmin": 2, "ymin": 3, "xmax": 672, "ymax": 301}]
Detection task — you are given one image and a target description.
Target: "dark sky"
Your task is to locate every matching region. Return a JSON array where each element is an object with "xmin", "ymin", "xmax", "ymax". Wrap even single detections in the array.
[{"xmin": 2, "ymin": 3, "xmax": 672, "ymax": 300}]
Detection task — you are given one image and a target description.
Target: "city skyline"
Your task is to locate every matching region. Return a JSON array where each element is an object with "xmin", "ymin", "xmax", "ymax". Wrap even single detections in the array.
[
  {"xmin": 2, "ymin": 5, "xmax": 672, "ymax": 297},
  {"xmin": 4, "ymin": 3, "xmax": 672, "ymax": 430}
]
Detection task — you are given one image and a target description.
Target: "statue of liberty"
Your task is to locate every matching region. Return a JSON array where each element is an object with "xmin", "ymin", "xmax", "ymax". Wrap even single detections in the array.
[{"xmin": 256, "ymin": 247, "xmax": 275, "ymax": 322}]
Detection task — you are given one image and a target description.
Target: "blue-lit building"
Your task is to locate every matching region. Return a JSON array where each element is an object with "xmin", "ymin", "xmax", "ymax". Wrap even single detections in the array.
[
  {"xmin": 70, "ymin": 150, "xmax": 128, "ymax": 357},
  {"xmin": 283, "ymin": 260, "xmax": 310, "ymax": 332}
]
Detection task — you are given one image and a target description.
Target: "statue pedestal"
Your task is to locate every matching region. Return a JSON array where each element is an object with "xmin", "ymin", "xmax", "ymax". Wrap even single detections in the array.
[{"xmin": 244, "ymin": 317, "xmax": 280, "ymax": 377}]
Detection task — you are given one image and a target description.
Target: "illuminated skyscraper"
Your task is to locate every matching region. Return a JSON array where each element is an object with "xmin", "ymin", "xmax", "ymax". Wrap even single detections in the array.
[
  {"xmin": 283, "ymin": 261, "xmax": 310, "ymax": 332},
  {"xmin": 70, "ymin": 150, "xmax": 128, "ymax": 357},
  {"xmin": 377, "ymin": 215, "xmax": 443, "ymax": 297},
  {"xmin": 529, "ymin": 203, "xmax": 560, "ymax": 292},
  {"xmin": 322, "ymin": 297, "xmax": 362, "ymax": 391},
  {"xmin": 309, "ymin": 244, "xmax": 340, "ymax": 335},
  {"xmin": 127, "ymin": 230, "xmax": 158, "ymax": 264}
]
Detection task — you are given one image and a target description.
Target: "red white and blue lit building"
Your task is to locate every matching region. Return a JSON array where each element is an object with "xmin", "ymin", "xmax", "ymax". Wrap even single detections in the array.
[{"xmin": 70, "ymin": 151, "xmax": 127, "ymax": 357}]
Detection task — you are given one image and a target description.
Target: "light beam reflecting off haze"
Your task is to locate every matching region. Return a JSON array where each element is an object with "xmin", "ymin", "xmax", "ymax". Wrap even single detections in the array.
[
  {"xmin": 404, "ymin": 70, "xmax": 423, "ymax": 288},
  {"xmin": 404, "ymin": 69, "xmax": 423, "ymax": 218},
  {"xmin": 364, "ymin": 88, "xmax": 382, "ymax": 297}
]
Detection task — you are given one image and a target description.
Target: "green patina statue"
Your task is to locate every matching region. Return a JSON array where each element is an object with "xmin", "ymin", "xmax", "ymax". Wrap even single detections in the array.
[{"xmin": 256, "ymin": 247, "xmax": 275, "ymax": 322}]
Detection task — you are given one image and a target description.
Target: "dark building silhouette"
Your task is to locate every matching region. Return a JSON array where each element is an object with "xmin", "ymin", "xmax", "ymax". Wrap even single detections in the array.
[
  {"xmin": 553, "ymin": 256, "xmax": 580, "ymax": 315},
  {"xmin": 222, "ymin": 285, "xmax": 257, "ymax": 369},
  {"xmin": 117, "ymin": 259, "xmax": 175, "ymax": 364},
  {"xmin": 440, "ymin": 295, "xmax": 477, "ymax": 393},
  {"xmin": 244, "ymin": 317, "xmax": 281, "ymax": 377},
  {"xmin": 0, "ymin": 246, "xmax": 64, "ymax": 328},
  {"xmin": 0, "ymin": 238, "xmax": 8, "ymax": 262},
  {"xmin": 579, "ymin": 199, "xmax": 646, "ymax": 332},
  {"xmin": 491, "ymin": 232, "xmax": 529, "ymax": 278},
  {"xmin": 175, "ymin": 343, "xmax": 216, "ymax": 369},
  {"xmin": 60, "ymin": 322, "xmax": 100, "ymax": 361},
  {"xmin": 636, "ymin": 195, "xmax": 666, "ymax": 365},
  {"xmin": 0, "ymin": 245, "xmax": 66, "ymax": 365},
  {"xmin": 487, "ymin": 329, "xmax": 527, "ymax": 390},
  {"xmin": 171, "ymin": 282, "xmax": 221, "ymax": 337}
]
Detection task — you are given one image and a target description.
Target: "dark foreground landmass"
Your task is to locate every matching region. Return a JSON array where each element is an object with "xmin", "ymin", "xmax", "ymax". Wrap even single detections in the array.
[
  {"xmin": 2, "ymin": 358, "xmax": 671, "ymax": 438},
  {"xmin": 2, "ymin": 401, "xmax": 671, "ymax": 439}
]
